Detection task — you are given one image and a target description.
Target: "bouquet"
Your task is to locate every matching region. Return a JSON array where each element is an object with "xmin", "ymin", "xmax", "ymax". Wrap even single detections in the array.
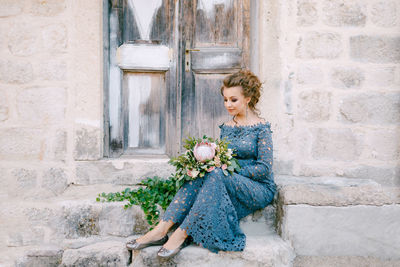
[{"xmin": 169, "ymin": 135, "xmax": 241, "ymax": 183}]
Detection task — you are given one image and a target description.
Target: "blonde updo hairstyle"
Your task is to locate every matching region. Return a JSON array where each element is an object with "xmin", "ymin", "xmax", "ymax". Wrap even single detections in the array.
[{"xmin": 220, "ymin": 69, "xmax": 262, "ymax": 115}]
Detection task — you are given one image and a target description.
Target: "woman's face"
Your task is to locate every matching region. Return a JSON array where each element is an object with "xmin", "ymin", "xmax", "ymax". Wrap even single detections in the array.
[{"xmin": 222, "ymin": 86, "xmax": 250, "ymax": 116}]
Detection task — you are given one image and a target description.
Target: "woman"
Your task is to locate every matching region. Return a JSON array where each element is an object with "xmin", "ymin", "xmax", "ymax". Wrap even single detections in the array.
[{"xmin": 126, "ymin": 70, "xmax": 277, "ymax": 258}]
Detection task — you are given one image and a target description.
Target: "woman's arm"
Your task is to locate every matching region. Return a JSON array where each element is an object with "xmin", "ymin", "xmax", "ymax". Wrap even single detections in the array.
[{"xmin": 238, "ymin": 125, "xmax": 273, "ymax": 182}]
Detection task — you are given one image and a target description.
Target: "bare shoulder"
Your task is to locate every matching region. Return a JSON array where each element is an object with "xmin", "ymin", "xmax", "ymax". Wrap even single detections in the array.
[
  {"xmin": 255, "ymin": 117, "xmax": 266, "ymax": 124},
  {"xmin": 223, "ymin": 120, "xmax": 236, "ymax": 126},
  {"xmin": 249, "ymin": 116, "xmax": 266, "ymax": 126}
]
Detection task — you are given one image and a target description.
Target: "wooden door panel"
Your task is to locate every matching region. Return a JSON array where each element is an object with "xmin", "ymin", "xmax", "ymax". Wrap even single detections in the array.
[
  {"xmin": 194, "ymin": 74, "xmax": 230, "ymax": 138},
  {"xmin": 123, "ymin": 73, "xmax": 166, "ymax": 154},
  {"xmin": 191, "ymin": 48, "xmax": 242, "ymax": 72},
  {"xmin": 195, "ymin": 0, "xmax": 237, "ymax": 46},
  {"xmin": 123, "ymin": 0, "xmax": 172, "ymax": 44}
]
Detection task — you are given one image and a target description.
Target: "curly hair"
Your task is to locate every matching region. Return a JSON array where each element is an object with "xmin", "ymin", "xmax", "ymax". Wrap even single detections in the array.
[{"xmin": 220, "ymin": 69, "xmax": 262, "ymax": 114}]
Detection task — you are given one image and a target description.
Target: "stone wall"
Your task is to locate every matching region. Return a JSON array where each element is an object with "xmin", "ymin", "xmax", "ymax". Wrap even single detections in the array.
[
  {"xmin": 0, "ymin": 0, "xmax": 103, "ymax": 246},
  {"xmin": 259, "ymin": 0, "xmax": 400, "ymax": 186},
  {"xmin": 0, "ymin": 1, "xmax": 103, "ymax": 161}
]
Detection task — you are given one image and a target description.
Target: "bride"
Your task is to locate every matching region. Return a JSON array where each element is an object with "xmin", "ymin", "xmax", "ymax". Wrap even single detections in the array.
[{"xmin": 126, "ymin": 69, "xmax": 277, "ymax": 258}]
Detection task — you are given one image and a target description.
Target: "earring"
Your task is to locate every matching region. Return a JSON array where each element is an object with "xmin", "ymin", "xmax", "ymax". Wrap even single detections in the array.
[{"xmin": 245, "ymin": 105, "xmax": 248, "ymax": 122}]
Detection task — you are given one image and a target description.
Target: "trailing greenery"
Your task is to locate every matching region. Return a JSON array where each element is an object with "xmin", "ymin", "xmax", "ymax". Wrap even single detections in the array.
[{"xmin": 96, "ymin": 175, "xmax": 185, "ymax": 227}]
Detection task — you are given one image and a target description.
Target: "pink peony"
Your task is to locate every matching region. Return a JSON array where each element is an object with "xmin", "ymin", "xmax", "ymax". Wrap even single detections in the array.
[
  {"xmin": 221, "ymin": 164, "xmax": 228, "ymax": 170},
  {"xmin": 193, "ymin": 142, "xmax": 216, "ymax": 162},
  {"xmin": 207, "ymin": 166, "xmax": 216, "ymax": 172}
]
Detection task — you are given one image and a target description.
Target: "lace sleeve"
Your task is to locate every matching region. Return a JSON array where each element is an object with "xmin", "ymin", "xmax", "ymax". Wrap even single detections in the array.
[{"xmin": 238, "ymin": 125, "xmax": 273, "ymax": 182}]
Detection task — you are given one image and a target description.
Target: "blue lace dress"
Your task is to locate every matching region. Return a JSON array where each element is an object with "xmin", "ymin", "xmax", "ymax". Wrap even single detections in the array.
[{"xmin": 162, "ymin": 122, "xmax": 277, "ymax": 253}]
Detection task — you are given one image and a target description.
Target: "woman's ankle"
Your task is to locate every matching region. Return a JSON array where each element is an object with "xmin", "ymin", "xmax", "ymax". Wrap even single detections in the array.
[{"xmin": 153, "ymin": 220, "xmax": 173, "ymax": 236}]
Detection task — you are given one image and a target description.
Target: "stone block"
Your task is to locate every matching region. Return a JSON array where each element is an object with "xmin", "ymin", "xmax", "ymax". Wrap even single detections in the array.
[
  {"xmin": 51, "ymin": 130, "xmax": 67, "ymax": 161},
  {"xmin": 62, "ymin": 204, "xmax": 101, "ymax": 238},
  {"xmin": 8, "ymin": 23, "xmax": 41, "ymax": 56},
  {"xmin": 297, "ymin": 163, "xmax": 339, "ymax": 177},
  {"xmin": 281, "ymin": 204, "xmax": 400, "ymax": 260},
  {"xmin": 339, "ymin": 93, "xmax": 400, "ymax": 124},
  {"xmin": 30, "ymin": 0, "xmax": 66, "ymax": 16},
  {"xmin": 0, "ymin": 128, "xmax": 44, "ymax": 160},
  {"xmin": 365, "ymin": 67, "xmax": 396, "ymax": 87},
  {"xmin": 0, "ymin": 90, "xmax": 9, "ymax": 122},
  {"xmin": 42, "ymin": 168, "xmax": 68, "ymax": 196},
  {"xmin": 17, "ymin": 87, "xmax": 67, "ymax": 124},
  {"xmin": 297, "ymin": 0, "xmax": 318, "ymax": 27},
  {"xmin": 75, "ymin": 159, "xmax": 175, "ymax": 185},
  {"xmin": 297, "ymin": 90, "xmax": 331, "ymax": 122},
  {"xmin": 0, "ymin": 60, "xmax": 34, "ymax": 84},
  {"xmin": 74, "ymin": 126, "xmax": 102, "ymax": 160},
  {"xmin": 44, "ymin": 129, "xmax": 67, "ymax": 161},
  {"xmin": 294, "ymin": 255, "xmax": 400, "ymax": 267},
  {"xmin": 322, "ymin": 0, "xmax": 366, "ymax": 27},
  {"xmin": 364, "ymin": 128, "xmax": 400, "ymax": 161},
  {"xmin": 330, "ymin": 67, "xmax": 364, "ymax": 89},
  {"xmin": 12, "ymin": 168, "xmax": 37, "ymax": 190},
  {"xmin": 24, "ymin": 207, "xmax": 66, "ymax": 242},
  {"xmin": 99, "ymin": 204, "xmax": 136, "ymax": 237},
  {"xmin": 296, "ymin": 32, "xmax": 342, "ymax": 59},
  {"xmin": 274, "ymin": 160, "xmax": 294, "ymax": 176},
  {"xmin": 343, "ymin": 165, "xmax": 400, "ymax": 187},
  {"xmin": 38, "ymin": 60, "xmax": 67, "ymax": 81},
  {"xmin": 61, "ymin": 241, "xmax": 130, "ymax": 266},
  {"xmin": 42, "ymin": 24, "xmax": 67, "ymax": 53},
  {"xmin": 371, "ymin": 1, "xmax": 397, "ymax": 27},
  {"xmin": 276, "ymin": 176, "xmax": 398, "ymax": 206},
  {"xmin": 7, "ymin": 227, "xmax": 45, "ymax": 247},
  {"xmin": 350, "ymin": 35, "xmax": 400, "ymax": 63},
  {"xmin": 16, "ymin": 246, "xmax": 63, "ymax": 267},
  {"xmin": 296, "ymin": 64, "xmax": 324, "ymax": 85},
  {"xmin": 0, "ymin": 0, "xmax": 23, "ymax": 17},
  {"xmin": 311, "ymin": 128, "xmax": 362, "ymax": 161}
]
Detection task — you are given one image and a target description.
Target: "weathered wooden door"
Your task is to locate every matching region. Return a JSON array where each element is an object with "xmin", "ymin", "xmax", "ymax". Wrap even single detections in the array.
[
  {"xmin": 180, "ymin": 0, "xmax": 250, "ymax": 140},
  {"xmin": 105, "ymin": 0, "xmax": 249, "ymax": 157}
]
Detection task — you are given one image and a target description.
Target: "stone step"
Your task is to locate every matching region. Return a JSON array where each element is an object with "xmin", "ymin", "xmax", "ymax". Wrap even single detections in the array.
[
  {"xmin": 130, "ymin": 233, "xmax": 295, "ymax": 267},
  {"xmin": 15, "ymin": 232, "xmax": 294, "ymax": 267},
  {"xmin": 1, "ymin": 183, "xmax": 277, "ymax": 249},
  {"xmin": 275, "ymin": 175, "xmax": 400, "ymax": 262}
]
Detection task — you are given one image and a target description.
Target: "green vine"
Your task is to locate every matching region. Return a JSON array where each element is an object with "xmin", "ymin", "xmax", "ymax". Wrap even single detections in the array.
[{"xmin": 96, "ymin": 175, "xmax": 185, "ymax": 227}]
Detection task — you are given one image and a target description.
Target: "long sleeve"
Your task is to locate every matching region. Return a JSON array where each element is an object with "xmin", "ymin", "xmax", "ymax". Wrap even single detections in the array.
[{"xmin": 237, "ymin": 125, "xmax": 273, "ymax": 182}]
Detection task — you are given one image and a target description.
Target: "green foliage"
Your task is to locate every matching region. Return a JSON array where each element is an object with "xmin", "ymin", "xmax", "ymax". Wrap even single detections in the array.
[
  {"xmin": 96, "ymin": 175, "xmax": 185, "ymax": 227},
  {"xmin": 97, "ymin": 135, "xmax": 241, "ymax": 228}
]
